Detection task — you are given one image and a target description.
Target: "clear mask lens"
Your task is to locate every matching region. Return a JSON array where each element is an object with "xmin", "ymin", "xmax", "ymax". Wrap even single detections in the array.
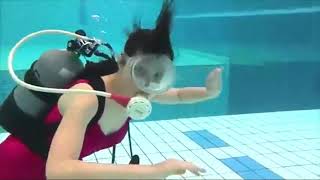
[{"xmin": 130, "ymin": 54, "xmax": 175, "ymax": 94}]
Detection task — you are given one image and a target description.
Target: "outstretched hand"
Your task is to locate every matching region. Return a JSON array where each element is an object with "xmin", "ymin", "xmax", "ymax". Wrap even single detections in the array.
[{"xmin": 205, "ymin": 67, "xmax": 223, "ymax": 98}]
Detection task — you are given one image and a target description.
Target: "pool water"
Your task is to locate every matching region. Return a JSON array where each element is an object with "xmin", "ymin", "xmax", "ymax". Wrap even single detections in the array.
[{"xmin": 0, "ymin": 0, "xmax": 319, "ymax": 179}]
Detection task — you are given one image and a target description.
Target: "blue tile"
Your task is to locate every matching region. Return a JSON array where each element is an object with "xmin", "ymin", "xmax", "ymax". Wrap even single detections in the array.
[
  {"xmin": 254, "ymin": 169, "xmax": 284, "ymax": 180},
  {"xmin": 183, "ymin": 131, "xmax": 216, "ymax": 149},
  {"xmin": 237, "ymin": 171, "xmax": 264, "ymax": 180},
  {"xmin": 197, "ymin": 130, "xmax": 229, "ymax": 147},
  {"xmin": 235, "ymin": 156, "xmax": 266, "ymax": 170},
  {"xmin": 221, "ymin": 158, "xmax": 250, "ymax": 172}
]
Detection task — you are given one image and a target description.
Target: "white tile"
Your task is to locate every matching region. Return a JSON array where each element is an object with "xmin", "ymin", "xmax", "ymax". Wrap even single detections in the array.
[
  {"xmin": 94, "ymin": 149, "xmax": 112, "ymax": 159},
  {"xmin": 219, "ymin": 146, "xmax": 245, "ymax": 157},
  {"xmin": 115, "ymin": 156, "xmax": 131, "ymax": 165},
  {"xmin": 169, "ymin": 120, "xmax": 192, "ymax": 131},
  {"xmin": 145, "ymin": 134, "xmax": 166, "ymax": 144},
  {"xmin": 0, "ymin": 133, "xmax": 10, "ymax": 143},
  {"xmin": 178, "ymin": 122, "xmax": 204, "ymax": 131},
  {"xmin": 160, "ymin": 133, "xmax": 180, "ymax": 143},
  {"xmin": 191, "ymin": 159, "xmax": 218, "ymax": 176},
  {"xmin": 309, "ymin": 141, "xmax": 320, "ymax": 149},
  {"xmin": 207, "ymin": 123, "xmax": 225, "ymax": 130},
  {"xmin": 203, "ymin": 173, "xmax": 224, "ymax": 180},
  {"xmin": 120, "ymin": 134, "xmax": 137, "ymax": 146},
  {"xmin": 279, "ymin": 152, "xmax": 312, "ymax": 165},
  {"xmin": 178, "ymin": 151, "xmax": 203, "ymax": 162},
  {"xmin": 97, "ymin": 158, "xmax": 112, "ymax": 164},
  {"xmin": 167, "ymin": 141, "xmax": 189, "ymax": 151},
  {"xmin": 249, "ymin": 154, "xmax": 282, "ymax": 169},
  {"xmin": 220, "ymin": 172, "xmax": 243, "ymax": 179},
  {"xmin": 171, "ymin": 132, "xmax": 193, "ymax": 141},
  {"xmin": 146, "ymin": 153, "xmax": 166, "ymax": 164},
  {"xmin": 294, "ymin": 140, "xmax": 314, "ymax": 151},
  {"xmin": 157, "ymin": 121, "xmax": 180, "ymax": 133},
  {"xmin": 166, "ymin": 175, "xmax": 185, "ymax": 180},
  {"xmin": 246, "ymin": 135, "xmax": 266, "ymax": 144},
  {"xmin": 162, "ymin": 151, "xmax": 184, "ymax": 161},
  {"xmin": 310, "ymin": 150, "xmax": 320, "ymax": 158},
  {"xmin": 263, "ymin": 153, "xmax": 296, "ymax": 167},
  {"xmin": 129, "ymin": 125, "xmax": 144, "ymax": 136},
  {"xmin": 206, "ymin": 160, "xmax": 234, "ymax": 174},
  {"xmin": 248, "ymin": 143, "xmax": 274, "ymax": 154},
  {"xmin": 197, "ymin": 122, "xmax": 212, "ymax": 130},
  {"xmin": 138, "ymin": 155, "xmax": 152, "ymax": 165},
  {"xmin": 303, "ymin": 165, "xmax": 320, "ymax": 175},
  {"xmin": 272, "ymin": 167, "xmax": 299, "ymax": 179},
  {"xmin": 82, "ymin": 154, "xmax": 97, "ymax": 162},
  {"xmin": 183, "ymin": 175, "xmax": 205, "ymax": 180},
  {"xmin": 132, "ymin": 134, "xmax": 151, "ymax": 145},
  {"xmin": 251, "ymin": 135, "xmax": 269, "ymax": 143},
  {"xmin": 259, "ymin": 142, "xmax": 287, "ymax": 153},
  {"xmin": 206, "ymin": 148, "xmax": 231, "ymax": 159},
  {"xmin": 153, "ymin": 143, "xmax": 175, "ymax": 153},
  {"xmin": 277, "ymin": 132, "xmax": 296, "ymax": 141},
  {"xmin": 113, "ymin": 145, "xmax": 130, "ymax": 158},
  {"xmin": 138, "ymin": 143, "xmax": 160, "ymax": 154},
  {"xmin": 219, "ymin": 134, "xmax": 234, "ymax": 142},
  {"xmin": 179, "ymin": 140, "xmax": 203, "ymax": 150},
  {"xmin": 123, "ymin": 144, "xmax": 145, "ymax": 155},
  {"xmin": 285, "ymin": 166, "xmax": 319, "ymax": 179},
  {"xmin": 146, "ymin": 122, "xmax": 168, "ymax": 135},
  {"xmin": 294, "ymin": 151, "xmax": 320, "ymax": 164},
  {"xmin": 191, "ymin": 149, "xmax": 219, "ymax": 164},
  {"xmin": 177, "ymin": 151, "xmax": 216, "ymax": 176},
  {"xmin": 137, "ymin": 124, "xmax": 157, "ymax": 136},
  {"xmin": 182, "ymin": 171, "xmax": 199, "ymax": 178},
  {"xmin": 223, "ymin": 137, "xmax": 243, "ymax": 146},
  {"xmin": 275, "ymin": 142, "xmax": 292, "ymax": 151},
  {"xmin": 262, "ymin": 133, "xmax": 280, "ymax": 142},
  {"xmin": 279, "ymin": 141, "xmax": 302, "ymax": 151},
  {"xmin": 233, "ymin": 135, "xmax": 255, "ymax": 145}
]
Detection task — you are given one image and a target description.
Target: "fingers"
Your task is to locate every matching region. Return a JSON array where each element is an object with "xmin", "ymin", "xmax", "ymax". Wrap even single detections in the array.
[{"xmin": 182, "ymin": 162, "xmax": 206, "ymax": 176}]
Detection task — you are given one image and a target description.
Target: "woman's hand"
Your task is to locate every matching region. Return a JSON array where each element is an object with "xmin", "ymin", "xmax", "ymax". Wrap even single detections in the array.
[
  {"xmin": 154, "ymin": 159, "xmax": 206, "ymax": 179},
  {"xmin": 205, "ymin": 67, "xmax": 223, "ymax": 98}
]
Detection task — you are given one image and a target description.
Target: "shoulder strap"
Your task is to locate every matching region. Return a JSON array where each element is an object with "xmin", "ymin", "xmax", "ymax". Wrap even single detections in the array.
[{"xmin": 85, "ymin": 76, "xmax": 107, "ymax": 127}]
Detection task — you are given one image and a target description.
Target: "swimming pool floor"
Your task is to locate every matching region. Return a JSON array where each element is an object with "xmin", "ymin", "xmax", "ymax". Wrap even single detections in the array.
[{"xmin": 1, "ymin": 109, "xmax": 319, "ymax": 179}]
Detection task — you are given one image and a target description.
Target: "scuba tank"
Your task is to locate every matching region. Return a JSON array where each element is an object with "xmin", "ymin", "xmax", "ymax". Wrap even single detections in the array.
[
  {"xmin": 0, "ymin": 29, "xmax": 139, "ymax": 164},
  {"xmin": 10, "ymin": 50, "xmax": 84, "ymax": 120},
  {"xmin": 0, "ymin": 29, "xmax": 118, "ymax": 157}
]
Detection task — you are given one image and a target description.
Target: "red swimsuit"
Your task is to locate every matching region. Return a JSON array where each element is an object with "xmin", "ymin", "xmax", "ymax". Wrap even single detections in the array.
[{"xmin": 0, "ymin": 79, "xmax": 130, "ymax": 180}]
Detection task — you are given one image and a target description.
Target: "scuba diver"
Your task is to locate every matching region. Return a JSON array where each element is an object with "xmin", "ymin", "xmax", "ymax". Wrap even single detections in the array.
[{"xmin": 0, "ymin": 0, "xmax": 223, "ymax": 179}]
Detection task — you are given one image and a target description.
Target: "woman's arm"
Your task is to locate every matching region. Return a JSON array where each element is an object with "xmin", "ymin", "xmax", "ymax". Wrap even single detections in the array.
[
  {"xmin": 151, "ymin": 87, "xmax": 219, "ymax": 104},
  {"xmin": 45, "ymin": 83, "xmax": 162, "ymax": 179},
  {"xmin": 151, "ymin": 68, "xmax": 222, "ymax": 105}
]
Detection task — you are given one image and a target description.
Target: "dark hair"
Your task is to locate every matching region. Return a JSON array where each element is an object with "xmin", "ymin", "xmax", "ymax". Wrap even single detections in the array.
[
  {"xmin": 78, "ymin": 0, "xmax": 175, "ymax": 78},
  {"xmin": 124, "ymin": 0, "xmax": 175, "ymax": 60}
]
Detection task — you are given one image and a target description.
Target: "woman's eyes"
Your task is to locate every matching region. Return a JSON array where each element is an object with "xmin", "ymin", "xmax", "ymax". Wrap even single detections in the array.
[
  {"xmin": 153, "ymin": 72, "xmax": 163, "ymax": 81},
  {"xmin": 135, "ymin": 66, "xmax": 146, "ymax": 75}
]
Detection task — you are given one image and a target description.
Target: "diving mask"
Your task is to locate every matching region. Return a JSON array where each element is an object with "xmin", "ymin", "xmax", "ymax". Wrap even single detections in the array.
[{"xmin": 129, "ymin": 54, "xmax": 176, "ymax": 95}]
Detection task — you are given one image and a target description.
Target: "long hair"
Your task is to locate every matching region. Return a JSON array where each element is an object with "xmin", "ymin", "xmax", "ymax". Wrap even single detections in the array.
[
  {"xmin": 124, "ymin": 0, "xmax": 175, "ymax": 60},
  {"xmin": 79, "ymin": 0, "xmax": 175, "ymax": 78}
]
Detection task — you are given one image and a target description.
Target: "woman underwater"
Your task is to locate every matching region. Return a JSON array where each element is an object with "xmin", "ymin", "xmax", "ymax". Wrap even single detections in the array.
[{"xmin": 0, "ymin": 0, "xmax": 223, "ymax": 179}]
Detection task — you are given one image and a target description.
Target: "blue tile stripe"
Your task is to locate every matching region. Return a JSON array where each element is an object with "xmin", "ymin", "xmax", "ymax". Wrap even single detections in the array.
[
  {"xmin": 221, "ymin": 156, "xmax": 284, "ymax": 180},
  {"xmin": 197, "ymin": 130, "xmax": 229, "ymax": 147},
  {"xmin": 183, "ymin": 130, "xmax": 229, "ymax": 149},
  {"xmin": 183, "ymin": 131, "xmax": 216, "ymax": 149},
  {"xmin": 235, "ymin": 156, "xmax": 266, "ymax": 170},
  {"xmin": 221, "ymin": 158, "xmax": 251, "ymax": 172},
  {"xmin": 254, "ymin": 169, "xmax": 284, "ymax": 180}
]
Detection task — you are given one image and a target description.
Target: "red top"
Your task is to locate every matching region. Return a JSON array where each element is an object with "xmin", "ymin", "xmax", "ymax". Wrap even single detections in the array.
[{"xmin": 43, "ymin": 79, "xmax": 130, "ymax": 159}]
